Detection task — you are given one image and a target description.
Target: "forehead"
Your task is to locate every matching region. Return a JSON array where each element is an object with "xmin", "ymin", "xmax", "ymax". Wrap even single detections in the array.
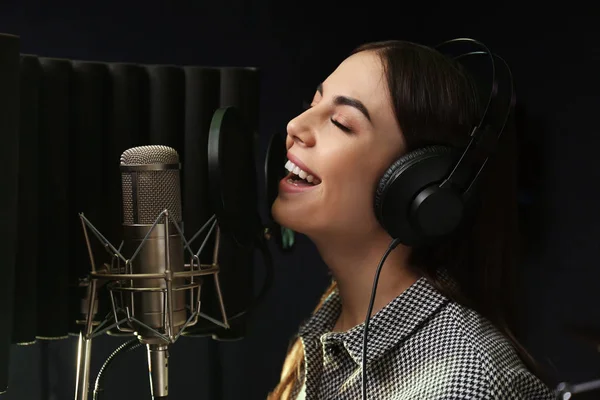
[{"xmin": 322, "ymin": 51, "xmax": 390, "ymax": 110}]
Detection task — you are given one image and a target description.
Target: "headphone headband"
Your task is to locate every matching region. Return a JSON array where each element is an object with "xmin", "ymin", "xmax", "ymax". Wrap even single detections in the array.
[{"xmin": 434, "ymin": 38, "xmax": 515, "ymax": 199}]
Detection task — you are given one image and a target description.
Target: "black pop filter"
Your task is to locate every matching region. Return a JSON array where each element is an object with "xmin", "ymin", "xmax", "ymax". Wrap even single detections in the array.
[
  {"xmin": 208, "ymin": 107, "xmax": 259, "ymax": 247},
  {"xmin": 264, "ymin": 131, "xmax": 296, "ymax": 251},
  {"xmin": 265, "ymin": 132, "xmax": 286, "ymax": 221},
  {"xmin": 182, "ymin": 107, "xmax": 274, "ymax": 340}
]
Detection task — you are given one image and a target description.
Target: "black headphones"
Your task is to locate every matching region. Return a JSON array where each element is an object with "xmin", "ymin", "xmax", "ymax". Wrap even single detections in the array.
[{"xmin": 373, "ymin": 38, "xmax": 515, "ymax": 246}]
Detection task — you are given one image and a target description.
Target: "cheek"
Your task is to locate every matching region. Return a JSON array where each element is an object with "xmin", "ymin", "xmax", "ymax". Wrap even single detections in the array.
[
  {"xmin": 325, "ymin": 145, "xmax": 386, "ymax": 195},
  {"xmin": 322, "ymin": 164, "xmax": 380, "ymax": 216}
]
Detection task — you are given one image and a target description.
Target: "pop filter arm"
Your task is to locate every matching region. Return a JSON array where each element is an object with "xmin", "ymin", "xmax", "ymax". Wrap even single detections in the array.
[{"xmin": 213, "ymin": 218, "xmax": 275, "ymax": 325}]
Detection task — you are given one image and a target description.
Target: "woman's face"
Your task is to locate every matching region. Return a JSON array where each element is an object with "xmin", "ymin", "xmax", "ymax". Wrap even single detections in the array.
[{"xmin": 271, "ymin": 50, "xmax": 405, "ymax": 240}]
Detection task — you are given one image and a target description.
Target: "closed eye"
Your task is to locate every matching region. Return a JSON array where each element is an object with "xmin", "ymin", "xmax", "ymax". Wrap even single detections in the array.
[
  {"xmin": 331, "ymin": 118, "xmax": 351, "ymax": 133},
  {"xmin": 302, "ymin": 101, "xmax": 353, "ymax": 133}
]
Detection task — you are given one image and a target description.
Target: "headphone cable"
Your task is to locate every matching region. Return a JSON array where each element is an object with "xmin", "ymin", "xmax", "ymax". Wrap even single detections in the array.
[{"xmin": 361, "ymin": 237, "xmax": 402, "ymax": 400}]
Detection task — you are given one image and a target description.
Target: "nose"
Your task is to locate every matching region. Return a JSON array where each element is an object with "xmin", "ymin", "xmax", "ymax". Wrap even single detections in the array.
[{"xmin": 286, "ymin": 111, "xmax": 316, "ymax": 148}]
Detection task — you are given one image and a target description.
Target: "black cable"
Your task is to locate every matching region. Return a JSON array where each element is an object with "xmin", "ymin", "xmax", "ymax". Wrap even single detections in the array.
[
  {"xmin": 361, "ymin": 238, "xmax": 401, "ymax": 400},
  {"xmin": 93, "ymin": 338, "xmax": 143, "ymax": 400}
]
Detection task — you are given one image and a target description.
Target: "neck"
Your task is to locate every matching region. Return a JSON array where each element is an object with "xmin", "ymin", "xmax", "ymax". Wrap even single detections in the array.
[{"xmin": 311, "ymin": 228, "xmax": 420, "ymax": 332}]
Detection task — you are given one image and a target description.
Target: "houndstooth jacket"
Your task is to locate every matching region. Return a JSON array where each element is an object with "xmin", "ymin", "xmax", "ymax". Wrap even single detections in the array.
[{"xmin": 292, "ymin": 277, "xmax": 553, "ymax": 399}]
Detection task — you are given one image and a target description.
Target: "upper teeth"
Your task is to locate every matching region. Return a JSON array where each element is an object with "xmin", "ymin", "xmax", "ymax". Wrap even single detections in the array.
[{"xmin": 285, "ymin": 160, "xmax": 319, "ymax": 184}]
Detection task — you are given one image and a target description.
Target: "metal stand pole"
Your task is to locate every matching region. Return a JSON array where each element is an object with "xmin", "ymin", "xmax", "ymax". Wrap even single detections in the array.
[
  {"xmin": 74, "ymin": 272, "xmax": 98, "ymax": 400},
  {"xmin": 74, "ymin": 332, "xmax": 92, "ymax": 400}
]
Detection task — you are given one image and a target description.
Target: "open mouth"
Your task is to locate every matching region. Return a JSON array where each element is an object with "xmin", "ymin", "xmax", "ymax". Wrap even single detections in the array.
[{"xmin": 285, "ymin": 159, "xmax": 321, "ymax": 186}]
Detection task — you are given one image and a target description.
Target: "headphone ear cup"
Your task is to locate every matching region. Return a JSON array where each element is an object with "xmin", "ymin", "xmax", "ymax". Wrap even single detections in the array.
[{"xmin": 374, "ymin": 145, "xmax": 462, "ymax": 245}]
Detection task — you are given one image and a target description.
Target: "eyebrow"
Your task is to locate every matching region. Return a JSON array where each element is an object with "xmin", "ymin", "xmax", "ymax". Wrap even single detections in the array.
[{"xmin": 317, "ymin": 83, "xmax": 372, "ymax": 122}]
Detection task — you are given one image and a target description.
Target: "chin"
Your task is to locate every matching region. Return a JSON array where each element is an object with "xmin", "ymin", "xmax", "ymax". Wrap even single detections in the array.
[
  {"xmin": 272, "ymin": 197, "xmax": 302, "ymax": 232},
  {"xmin": 271, "ymin": 196, "xmax": 321, "ymax": 236},
  {"xmin": 271, "ymin": 198, "xmax": 350, "ymax": 243}
]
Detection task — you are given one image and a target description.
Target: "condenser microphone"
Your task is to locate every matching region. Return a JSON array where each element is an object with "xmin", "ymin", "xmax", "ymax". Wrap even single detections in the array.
[
  {"xmin": 74, "ymin": 108, "xmax": 264, "ymax": 400},
  {"xmin": 119, "ymin": 145, "xmax": 186, "ymax": 399}
]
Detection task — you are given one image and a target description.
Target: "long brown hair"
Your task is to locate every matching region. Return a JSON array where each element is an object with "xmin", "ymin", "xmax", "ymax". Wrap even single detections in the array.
[{"xmin": 268, "ymin": 40, "xmax": 541, "ymax": 399}]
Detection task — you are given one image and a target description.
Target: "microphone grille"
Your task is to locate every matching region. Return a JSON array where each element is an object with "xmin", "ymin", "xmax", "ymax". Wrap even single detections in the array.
[
  {"xmin": 120, "ymin": 145, "xmax": 182, "ymax": 224},
  {"xmin": 120, "ymin": 145, "xmax": 179, "ymax": 165}
]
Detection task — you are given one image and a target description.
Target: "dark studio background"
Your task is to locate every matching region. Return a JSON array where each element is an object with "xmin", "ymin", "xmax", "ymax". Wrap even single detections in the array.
[{"xmin": 1, "ymin": 3, "xmax": 600, "ymax": 399}]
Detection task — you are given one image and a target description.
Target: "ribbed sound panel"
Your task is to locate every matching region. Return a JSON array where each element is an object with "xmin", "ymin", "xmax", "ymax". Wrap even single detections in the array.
[
  {"xmin": 68, "ymin": 61, "xmax": 110, "ymax": 334},
  {"xmin": 0, "ymin": 33, "xmax": 20, "ymax": 395},
  {"xmin": 1, "ymin": 31, "xmax": 260, "ymax": 397},
  {"xmin": 37, "ymin": 58, "xmax": 72, "ymax": 340},
  {"xmin": 12, "ymin": 55, "xmax": 41, "ymax": 345},
  {"xmin": 219, "ymin": 67, "xmax": 260, "ymax": 132},
  {"xmin": 148, "ymin": 66, "xmax": 185, "ymax": 152}
]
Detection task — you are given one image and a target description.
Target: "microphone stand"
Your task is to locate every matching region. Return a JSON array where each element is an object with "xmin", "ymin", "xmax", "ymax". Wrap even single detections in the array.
[
  {"xmin": 73, "ymin": 211, "xmax": 230, "ymax": 400},
  {"xmin": 74, "ymin": 298, "xmax": 95, "ymax": 400}
]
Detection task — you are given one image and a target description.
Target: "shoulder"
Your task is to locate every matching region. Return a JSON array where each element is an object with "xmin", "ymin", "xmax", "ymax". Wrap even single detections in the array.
[{"xmin": 406, "ymin": 301, "xmax": 554, "ymax": 399}]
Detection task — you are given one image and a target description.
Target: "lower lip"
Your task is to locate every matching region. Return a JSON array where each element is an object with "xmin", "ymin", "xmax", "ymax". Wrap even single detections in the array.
[{"xmin": 279, "ymin": 174, "xmax": 320, "ymax": 193}]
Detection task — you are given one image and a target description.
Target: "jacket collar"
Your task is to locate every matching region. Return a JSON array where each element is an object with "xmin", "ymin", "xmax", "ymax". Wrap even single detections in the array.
[{"xmin": 298, "ymin": 277, "xmax": 449, "ymax": 365}]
